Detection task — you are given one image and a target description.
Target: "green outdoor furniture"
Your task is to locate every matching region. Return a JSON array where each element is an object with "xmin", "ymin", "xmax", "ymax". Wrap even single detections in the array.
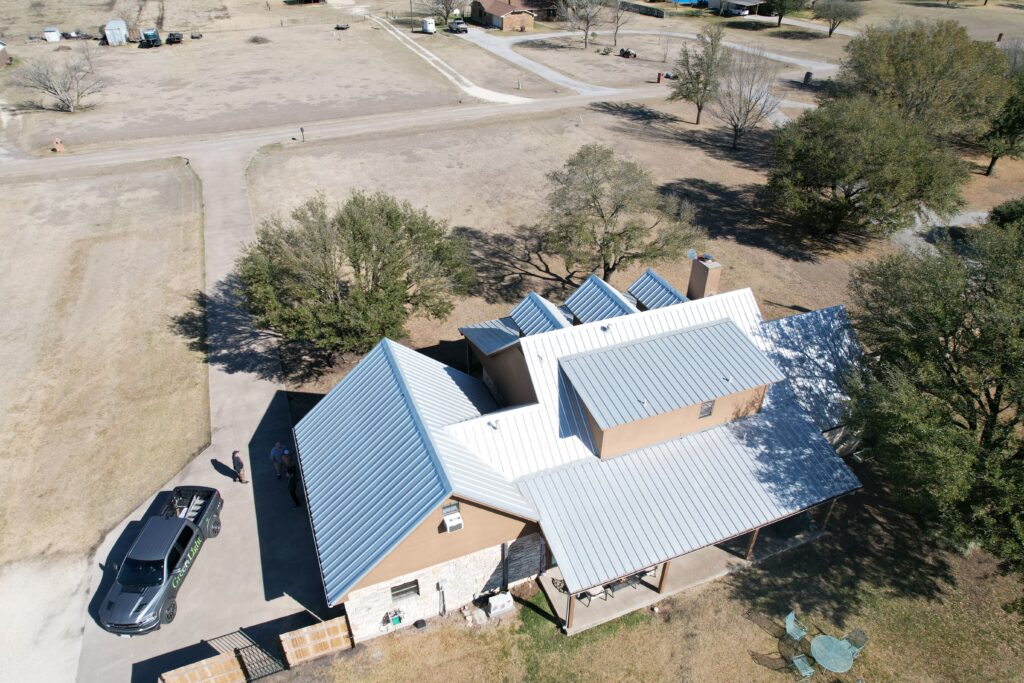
[
  {"xmin": 786, "ymin": 610, "xmax": 808, "ymax": 642},
  {"xmin": 810, "ymin": 634, "xmax": 855, "ymax": 674},
  {"xmin": 791, "ymin": 653, "xmax": 815, "ymax": 680},
  {"xmin": 843, "ymin": 628, "xmax": 869, "ymax": 658}
]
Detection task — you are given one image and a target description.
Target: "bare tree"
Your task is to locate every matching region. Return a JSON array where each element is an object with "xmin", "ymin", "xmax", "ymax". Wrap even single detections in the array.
[
  {"xmin": 560, "ymin": 0, "xmax": 603, "ymax": 48},
  {"xmin": 13, "ymin": 45, "xmax": 107, "ymax": 113},
  {"xmin": 606, "ymin": 0, "xmax": 632, "ymax": 47},
  {"xmin": 428, "ymin": 0, "xmax": 461, "ymax": 24},
  {"xmin": 658, "ymin": 34, "xmax": 672, "ymax": 63},
  {"xmin": 668, "ymin": 25, "xmax": 731, "ymax": 125},
  {"xmin": 711, "ymin": 48, "xmax": 780, "ymax": 149}
]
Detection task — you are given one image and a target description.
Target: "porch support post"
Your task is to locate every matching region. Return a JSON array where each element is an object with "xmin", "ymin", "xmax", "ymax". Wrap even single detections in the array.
[
  {"xmin": 821, "ymin": 498, "xmax": 838, "ymax": 531},
  {"xmin": 566, "ymin": 592, "xmax": 575, "ymax": 632},
  {"xmin": 657, "ymin": 561, "xmax": 671, "ymax": 594},
  {"xmin": 745, "ymin": 527, "xmax": 761, "ymax": 561}
]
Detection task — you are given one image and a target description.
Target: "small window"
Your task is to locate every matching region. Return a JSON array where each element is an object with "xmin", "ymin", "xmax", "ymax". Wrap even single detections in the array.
[
  {"xmin": 442, "ymin": 501, "xmax": 460, "ymax": 516},
  {"xmin": 698, "ymin": 400, "xmax": 715, "ymax": 419},
  {"xmin": 390, "ymin": 580, "xmax": 420, "ymax": 602}
]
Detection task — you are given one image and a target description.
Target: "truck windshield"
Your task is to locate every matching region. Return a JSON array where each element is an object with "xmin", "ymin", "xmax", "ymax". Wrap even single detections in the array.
[{"xmin": 117, "ymin": 558, "xmax": 164, "ymax": 587}]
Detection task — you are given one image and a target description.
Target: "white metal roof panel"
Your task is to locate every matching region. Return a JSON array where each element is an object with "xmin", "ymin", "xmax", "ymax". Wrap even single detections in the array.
[
  {"xmin": 510, "ymin": 292, "xmax": 571, "ymax": 336},
  {"xmin": 559, "ymin": 319, "xmax": 785, "ymax": 429},
  {"xmin": 460, "ymin": 316, "xmax": 520, "ymax": 356},
  {"xmin": 627, "ymin": 268, "xmax": 688, "ymax": 310},
  {"xmin": 758, "ymin": 306, "xmax": 861, "ymax": 431},
  {"xmin": 517, "ymin": 391, "xmax": 861, "ymax": 593},
  {"xmin": 564, "ymin": 275, "xmax": 638, "ymax": 323}
]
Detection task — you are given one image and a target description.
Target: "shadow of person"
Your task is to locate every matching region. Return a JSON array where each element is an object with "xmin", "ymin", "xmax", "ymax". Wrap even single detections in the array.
[{"xmin": 210, "ymin": 458, "xmax": 239, "ymax": 482}]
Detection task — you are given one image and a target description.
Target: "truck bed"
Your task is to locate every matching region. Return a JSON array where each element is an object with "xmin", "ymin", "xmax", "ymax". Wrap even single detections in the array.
[{"xmin": 163, "ymin": 486, "xmax": 218, "ymax": 525}]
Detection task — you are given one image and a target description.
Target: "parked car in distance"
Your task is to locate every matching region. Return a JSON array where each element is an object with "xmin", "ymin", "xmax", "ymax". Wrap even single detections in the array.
[
  {"xmin": 448, "ymin": 19, "xmax": 468, "ymax": 33},
  {"xmin": 98, "ymin": 487, "xmax": 223, "ymax": 637},
  {"xmin": 166, "ymin": 32, "xmax": 183, "ymax": 44},
  {"xmin": 723, "ymin": 5, "xmax": 749, "ymax": 15}
]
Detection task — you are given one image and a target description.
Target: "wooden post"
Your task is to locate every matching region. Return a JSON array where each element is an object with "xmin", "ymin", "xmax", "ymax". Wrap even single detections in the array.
[
  {"xmin": 821, "ymin": 498, "xmax": 838, "ymax": 531},
  {"xmin": 566, "ymin": 593, "xmax": 575, "ymax": 632},
  {"xmin": 657, "ymin": 561, "xmax": 671, "ymax": 594},
  {"xmin": 745, "ymin": 527, "xmax": 761, "ymax": 561}
]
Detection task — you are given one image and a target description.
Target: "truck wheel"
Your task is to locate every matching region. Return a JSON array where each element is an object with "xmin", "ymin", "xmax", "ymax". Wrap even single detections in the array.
[
  {"xmin": 161, "ymin": 599, "xmax": 177, "ymax": 625},
  {"xmin": 208, "ymin": 516, "xmax": 221, "ymax": 538}
]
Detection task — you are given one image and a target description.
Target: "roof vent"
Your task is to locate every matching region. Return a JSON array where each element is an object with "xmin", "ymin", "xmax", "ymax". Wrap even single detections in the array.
[
  {"xmin": 600, "ymin": 323, "xmax": 612, "ymax": 332},
  {"xmin": 487, "ymin": 420, "xmax": 501, "ymax": 431},
  {"xmin": 638, "ymin": 398, "xmax": 649, "ymax": 407}
]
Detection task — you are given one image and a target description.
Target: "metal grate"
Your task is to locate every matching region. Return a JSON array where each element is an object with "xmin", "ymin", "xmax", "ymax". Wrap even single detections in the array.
[{"xmin": 236, "ymin": 643, "xmax": 287, "ymax": 681}]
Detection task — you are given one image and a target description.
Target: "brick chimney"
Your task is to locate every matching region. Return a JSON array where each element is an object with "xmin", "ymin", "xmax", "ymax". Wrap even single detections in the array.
[{"xmin": 686, "ymin": 254, "xmax": 721, "ymax": 300}]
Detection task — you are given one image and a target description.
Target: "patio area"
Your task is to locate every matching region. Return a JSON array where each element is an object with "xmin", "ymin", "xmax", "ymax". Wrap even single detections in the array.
[{"xmin": 537, "ymin": 512, "xmax": 826, "ymax": 636}]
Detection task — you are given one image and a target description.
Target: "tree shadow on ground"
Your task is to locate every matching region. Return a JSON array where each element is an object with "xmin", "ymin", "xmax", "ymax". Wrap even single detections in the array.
[
  {"xmin": 588, "ymin": 101, "xmax": 775, "ymax": 173},
  {"xmin": 727, "ymin": 20, "xmax": 774, "ymax": 30},
  {"xmin": 775, "ymin": 29, "xmax": 826, "ymax": 40},
  {"xmin": 519, "ymin": 38, "xmax": 577, "ymax": 51},
  {"xmin": 453, "ymin": 225, "xmax": 577, "ymax": 304},
  {"xmin": 726, "ymin": 463, "xmax": 955, "ymax": 629},
  {"xmin": 782, "ymin": 77, "xmax": 829, "ymax": 98},
  {"xmin": 170, "ymin": 274, "xmax": 333, "ymax": 384}
]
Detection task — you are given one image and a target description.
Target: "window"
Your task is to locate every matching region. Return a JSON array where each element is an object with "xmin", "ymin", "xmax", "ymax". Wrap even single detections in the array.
[
  {"xmin": 698, "ymin": 400, "xmax": 715, "ymax": 419},
  {"xmin": 390, "ymin": 579, "xmax": 420, "ymax": 602},
  {"xmin": 442, "ymin": 501, "xmax": 460, "ymax": 516}
]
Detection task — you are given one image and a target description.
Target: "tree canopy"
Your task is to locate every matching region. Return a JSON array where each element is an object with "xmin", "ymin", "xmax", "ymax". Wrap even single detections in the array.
[
  {"xmin": 540, "ymin": 144, "xmax": 703, "ymax": 284},
  {"xmin": 766, "ymin": 0, "xmax": 805, "ymax": 26},
  {"xmin": 990, "ymin": 196, "xmax": 1024, "ymax": 228},
  {"xmin": 668, "ymin": 25, "xmax": 731, "ymax": 125},
  {"xmin": 236, "ymin": 192, "xmax": 473, "ymax": 356},
  {"xmin": 832, "ymin": 20, "xmax": 1010, "ymax": 138},
  {"xmin": 766, "ymin": 96, "xmax": 968, "ymax": 235},
  {"xmin": 848, "ymin": 219, "xmax": 1024, "ymax": 589},
  {"xmin": 811, "ymin": 0, "xmax": 862, "ymax": 37},
  {"xmin": 983, "ymin": 74, "xmax": 1024, "ymax": 177}
]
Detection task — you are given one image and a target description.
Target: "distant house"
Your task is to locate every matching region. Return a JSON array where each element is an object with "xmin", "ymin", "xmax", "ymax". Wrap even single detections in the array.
[
  {"xmin": 294, "ymin": 260, "xmax": 863, "ymax": 641},
  {"xmin": 0, "ymin": 40, "xmax": 10, "ymax": 67},
  {"xmin": 104, "ymin": 19, "xmax": 128, "ymax": 46},
  {"xmin": 470, "ymin": 0, "xmax": 536, "ymax": 31}
]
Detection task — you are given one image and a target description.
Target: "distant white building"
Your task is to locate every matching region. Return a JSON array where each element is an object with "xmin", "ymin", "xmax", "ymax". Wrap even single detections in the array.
[
  {"xmin": 42, "ymin": 27, "xmax": 61, "ymax": 42},
  {"xmin": 104, "ymin": 19, "xmax": 128, "ymax": 46}
]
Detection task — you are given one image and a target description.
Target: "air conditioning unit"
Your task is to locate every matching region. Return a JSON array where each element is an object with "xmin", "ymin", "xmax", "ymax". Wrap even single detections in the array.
[{"xmin": 442, "ymin": 511, "xmax": 464, "ymax": 533}]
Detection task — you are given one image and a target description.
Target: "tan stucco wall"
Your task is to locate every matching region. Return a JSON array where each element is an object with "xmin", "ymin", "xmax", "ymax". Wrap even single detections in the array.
[
  {"xmin": 589, "ymin": 384, "xmax": 768, "ymax": 459},
  {"xmin": 472, "ymin": 342, "xmax": 537, "ymax": 406},
  {"xmin": 347, "ymin": 497, "xmax": 539, "ymax": 596}
]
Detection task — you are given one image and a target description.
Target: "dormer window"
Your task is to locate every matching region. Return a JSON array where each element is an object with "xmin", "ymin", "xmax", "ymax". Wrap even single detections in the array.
[{"xmin": 699, "ymin": 400, "xmax": 715, "ymax": 419}]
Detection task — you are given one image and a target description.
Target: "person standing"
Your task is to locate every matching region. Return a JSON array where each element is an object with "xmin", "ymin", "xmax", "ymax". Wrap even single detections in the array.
[
  {"xmin": 231, "ymin": 450, "xmax": 248, "ymax": 484},
  {"xmin": 282, "ymin": 449, "xmax": 302, "ymax": 507},
  {"xmin": 270, "ymin": 441, "xmax": 285, "ymax": 479}
]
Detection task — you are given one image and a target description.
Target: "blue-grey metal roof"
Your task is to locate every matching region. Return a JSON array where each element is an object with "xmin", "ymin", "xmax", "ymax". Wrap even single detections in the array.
[
  {"xmin": 517, "ymin": 390, "xmax": 861, "ymax": 593},
  {"xmin": 295, "ymin": 339, "xmax": 535, "ymax": 606},
  {"xmin": 564, "ymin": 275, "xmax": 638, "ymax": 323},
  {"xmin": 627, "ymin": 268, "xmax": 687, "ymax": 310},
  {"xmin": 559, "ymin": 319, "xmax": 786, "ymax": 430},
  {"xmin": 510, "ymin": 292, "xmax": 570, "ymax": 336},
  {"xmin": 759, "ymin": 306, "xmax": 861, "ymax": 431},
  {"xmin": 460, "ymin": 316, "xmax": 521, "ymax": 356}
]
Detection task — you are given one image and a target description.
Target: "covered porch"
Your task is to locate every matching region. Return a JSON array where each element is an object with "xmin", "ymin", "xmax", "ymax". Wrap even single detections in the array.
[{"xmin": 538, "ymin": 501, "xmax": 835, "ymax": 635}]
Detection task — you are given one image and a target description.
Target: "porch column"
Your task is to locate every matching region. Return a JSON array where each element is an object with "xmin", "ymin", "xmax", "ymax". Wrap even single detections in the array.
[
  {"xmin": 821, "ymin": 498, "xmax": 838, "ymax": 531},
  {"xmin": 744, "ymin": 527, "xmax": 761, "ymax": 561},
  {"xmin": 657, "ymin": 561, "xmax": 671, "ymax": 594},
  {"xmin": 565, "ymin": 592, "xmax": 575, "ymax": 632}
]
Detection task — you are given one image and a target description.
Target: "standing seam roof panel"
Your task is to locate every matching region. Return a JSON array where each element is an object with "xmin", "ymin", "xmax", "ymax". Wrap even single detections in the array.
[{"xmin": 627, "ymin": 268, "xmax": 688, "ymax": 310}]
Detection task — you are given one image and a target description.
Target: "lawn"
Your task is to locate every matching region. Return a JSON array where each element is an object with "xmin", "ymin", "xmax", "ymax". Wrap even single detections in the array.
[{"xmin": 328, "ymin": 464, "xmax": 1024, "ymax": 682}]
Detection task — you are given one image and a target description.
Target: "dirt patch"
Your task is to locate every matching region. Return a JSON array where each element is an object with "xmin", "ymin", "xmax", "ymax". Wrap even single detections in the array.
[{"xmin": 0, "ymin": 158, "xmax": 209, "ymax": 564}]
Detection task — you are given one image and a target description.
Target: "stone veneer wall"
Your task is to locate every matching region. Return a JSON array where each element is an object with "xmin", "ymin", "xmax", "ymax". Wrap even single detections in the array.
[{"xmin": 346, "ymin": 532, "xmax": 545, "ymax": 642}]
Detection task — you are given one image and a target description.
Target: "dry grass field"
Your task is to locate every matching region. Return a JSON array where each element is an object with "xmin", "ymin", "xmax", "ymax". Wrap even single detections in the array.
[{"xmin": 0, "ymin": 158, "xmax": 208, "ymax": 565}]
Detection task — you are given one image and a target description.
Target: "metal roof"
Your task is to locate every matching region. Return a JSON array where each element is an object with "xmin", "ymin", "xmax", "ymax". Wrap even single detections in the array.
[
  {"xmin": 510, "ymin": 292, "xmax": 570, "ymax": 336},
  {"xmin": 518, "ymin": 389, "xmax": 861, "ymax": 593},
  {"xmin": 560, "ymin": 320, "xmax": 785, "ymax": 430},
  {"xmin": 759, "ymin": 306, "xmax": 861, "ymax": 431},
  {"xmin": 460, "ymin": 316, "xmax": 520, "ymax": 356},
  {"xmin": 627, "ymin": 268, "xmax": 688, "ymax": 310},
  {"xmin": 294, "ymin": 339, "xmax": 534, "ymax": 606},
  {"xmin": 564, "ymin": 275, "xmax": 638, "ymax": 323}
]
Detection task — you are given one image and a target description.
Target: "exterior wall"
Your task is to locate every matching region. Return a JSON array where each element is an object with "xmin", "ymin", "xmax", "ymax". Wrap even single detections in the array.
[
  {"xmin": 472, "ymin": 342, "xmax": 537, "ymax": 406},
  {"xmin": 345, "ymin": 532, "xmax": 546, "ymax": 642},
  {"xmin": 349, "ymin": 497, "xmax": 539, "ymax": 592},
  {"xmin": 589, "ymin": 384, "xmax": 768, "ymax": 459},
  {"xmin": 499, "ymin": 11, "xmax": 534, "ymax": 30}
]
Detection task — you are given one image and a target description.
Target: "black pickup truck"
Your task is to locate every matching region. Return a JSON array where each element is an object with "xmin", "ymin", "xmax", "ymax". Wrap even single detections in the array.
[{"xmin": 99, "ymin": 486, "xmax": 223, "ymax": 636}]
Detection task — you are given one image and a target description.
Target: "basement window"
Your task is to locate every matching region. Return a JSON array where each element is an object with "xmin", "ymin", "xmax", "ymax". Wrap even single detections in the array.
[
  {"xmin": 698, "ymin": 400, "xmax": 715, "ymax": 419},
  {"xmin": 390, "ymin": 580, "xmax": 420, "ymax": 602}
]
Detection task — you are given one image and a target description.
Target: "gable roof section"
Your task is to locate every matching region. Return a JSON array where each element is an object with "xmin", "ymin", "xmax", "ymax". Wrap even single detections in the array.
[
  {"xmin": 518, "ymin": 389, "xmax": 861, "ymax": 593},
  {"xmin": 510, "ymin": 292, "xmax": 571, "ymax": 336},
  {"xmin": 564, "ymin": 275, "xmax": 638, "ymax": 324},
  {"xmin": 560, "ymin": 319, "xmax": 785, "ymax": 430},
  {"xmin": 476, "ymin": 0, "xmax": 535, "ymax": 15},
  {"xmin": 295, "ymin": 339, "xmax": 534, "ymax": 606},
  {"xmin": 460, "ymin": 316, "xmax": 520, "ymax": 356},
  {"xmin": 627, "ymin": 268, "xmax": 688, "ymax": 310},
  {"xmin": 758, "ymin": 306, "xmax": 861, "ymax": 431}
]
